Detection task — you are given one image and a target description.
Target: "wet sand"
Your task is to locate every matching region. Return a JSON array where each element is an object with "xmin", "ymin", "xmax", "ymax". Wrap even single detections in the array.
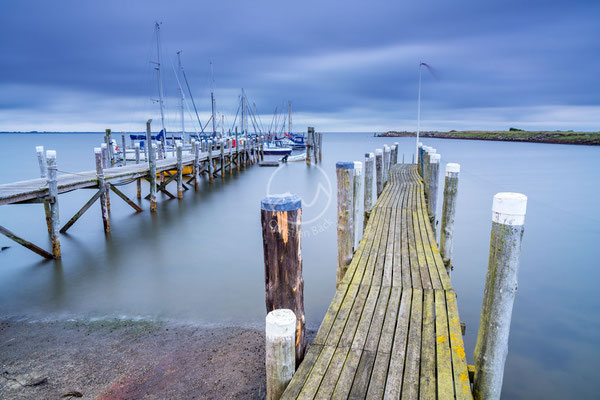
[{"xmin": 0, "ymin": 318, "xmax": 292, "ymax": 399}]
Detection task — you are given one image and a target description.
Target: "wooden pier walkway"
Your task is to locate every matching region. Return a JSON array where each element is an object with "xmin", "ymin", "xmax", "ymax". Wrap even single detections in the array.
[{"xmin": 282, "ymin": 164, "xmax": 472, "ymax": 399}]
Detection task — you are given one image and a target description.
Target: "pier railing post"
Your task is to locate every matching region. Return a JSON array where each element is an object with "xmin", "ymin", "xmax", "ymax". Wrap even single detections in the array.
[
  {"xmin": 313, "ymin": 132, "xmax": 318, "ymax": 163},
  {"xmin": 105, "ymin": 129, "xmax": 114, "ymax": 166},
  {"xmin": 176, "ymin": 142, "xmax": 183, "ymax": 199},
  {"xmin": 363, "ymin": 152, "xmax": 374, "ymax": 229},
  {"xmin": 94, "ymin": 148, "xmax": 110, "ymax": 232},
  {"xmin": 336, "ymin": 162, "xmax": 354, "ymax": 286},
  {"xmin": 306, "ymin": 127, "xmax": 313, "ymax": 165},
  {"xmin": 473, "ymin": 192, "xmax": 527, "ymax": 400},
  {"xmin": 353, "ymin": 161, "xmax": 363, "ymax": 251},
  {"xmin": 393, "ymin": 142, "xmax": 399, "ymax": 165},
  {"xmin": 235, "ymin": 128, "xmax": 240, "ymax": 171},
  {"xmin": 208, "ymin": 140, "xmax": 214, "ymax": 183},
  {"xmin": 46, "ymin": 150, "xmax": 61, "ymax": 258},
  {"xmin": 265, "ymin": 309, "xmax": 296, "ymax": 400},
  {"xmin": 428, "ymin": 153, "xmax": 441, "ymax": 230},
  {"xmin": 121, "ymin": 134, "xmax": 127, "ymax": 165},
  {"xmin": 440, "ymin": 163, "xmax": 460, "ymax": 276},
  {"xmin": 260, "ymin": 194, "xmax": 305, "ymax": 365},
  {"xmin": 383, "ymin": 144, "xmax": 390, "ymax": 185},
  {"xmin": 36, "ymin": 146, "xmax": 53, "ymax": 233},
  {"xmin": 100, "ymin": 143, "xmax": 111, "ymax": 210},
  {"xmin": 318, "ymin": 132, "xmax": 322, "ymax": 162},
  {"xmin": 193, "ymin": 140, "xmax": 200, "ymax": 190},
  {"xmin": 220, "ymin": 139, "xmax": 225, "ymax": 178},
  {"xmin": 375, "ymin": 149, "xmax": 383, "ymax": 197},
  {"xmin": 135, "ymin": 143, "xmax": 141, "ymax": 199},
  {"xmin": 145, "ymin": 120, "xmax": 157, "ymax": 212}
]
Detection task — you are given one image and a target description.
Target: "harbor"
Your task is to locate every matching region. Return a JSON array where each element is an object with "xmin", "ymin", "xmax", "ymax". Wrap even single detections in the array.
[{"xmin": 2, "ymin": 0, "xmax": 600, "ymax": 398}]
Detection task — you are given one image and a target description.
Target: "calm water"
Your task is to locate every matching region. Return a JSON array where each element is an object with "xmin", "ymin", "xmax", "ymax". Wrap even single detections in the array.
[{"xmin": 0, "ymin": 132, "xmax": 598, "ymax": 399}]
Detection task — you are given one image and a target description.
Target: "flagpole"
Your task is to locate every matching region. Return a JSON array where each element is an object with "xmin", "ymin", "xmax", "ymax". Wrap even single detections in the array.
[{"xmin": 416, "ymin": 62, "xmax": 423, "ymax": 163}]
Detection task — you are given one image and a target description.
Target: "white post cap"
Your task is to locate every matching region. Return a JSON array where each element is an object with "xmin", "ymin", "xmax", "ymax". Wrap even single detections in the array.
[
  {"xmin": 430, "ymin": 153, "xmax": 441, "ymax": 163},
  {"xmin": 46, "ymin": 150, "xmax": 56, "ymax": 159},
  {"xmin": 266, "ymin": 309, "xmax": 296, "ymax": 340},
  {"xmin": 369, "ymin": 152, "xmax": 375, "ymax": 158},
  {"xmin": 492, "ymin": 192, "xmax": 527, "ymax": 226},
  {"xmin": 418, "ymin": 142, "xmax": 423, "ymax": 147},
  {"xmin": 375, "ymin": 148, "xmax": 383, "ymax": 155},
  {"xmin": 134, "ymin": 142, "xmax": 140, "ymax": 148},
  {"xmin": 445, "ymin": 163, "xmax": 460, "ymax": 175},
  {"xmin": 383, "ymin": 144, "xmax": 390, "ymax": 151},
  {"xmin": 36, "ymin": 145, "xmax": 44, "ymax": 152},
  {"xmin": 354, "ymin": 161, "xmax": 363, "ymax": 174},
  {"xmin": 94, "ymin": 147, "xmax": 102, "ymax": 154}
]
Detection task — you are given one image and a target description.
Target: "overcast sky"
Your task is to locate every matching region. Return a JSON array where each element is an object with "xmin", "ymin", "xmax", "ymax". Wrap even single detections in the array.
[{"xmin": 1, "ymin": 0, "xmax": 598, "ymax": 132}]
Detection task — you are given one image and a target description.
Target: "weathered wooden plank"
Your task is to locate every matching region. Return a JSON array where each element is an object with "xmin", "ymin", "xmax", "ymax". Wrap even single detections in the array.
[
  {"xmin": 281, "ymin": 344, "xmax": 323, "ymax": 400},
  {"xmin": 447, "ymin": 290, "xmax": 473, "ymax": 399},
  {"xmin": 435, "ymin": 289, "xmax": 455, "ymax": 399},
  {"xmin": 401, "ymin": 288, "xmax": 423, "ymax": 399},
  {"xmin": 348, "ymin": 350, "xmax": 376, "ymax": 398},
  {"xmin": 419, "ymin": 289, "xmax": 436, "ymax": 399},
  {"xmin": 350, "ymin": 285, "xmax": 380, "ymax": 351},
  {"xmin": 297, "ymin": 345, "xmax": 336, "ymax": 399},
  {"xmin": 314, "ymin": 347, "xmax": 350, "ymax": 399},
  {"xmin": 383, "ymin": 288, "xmax": 412, "ymax": 398},
  {"xmin": 313, "ymin": 284, "xmax": 351, "ymax": 346},
  {"xmin": 330, "ymin": 349, "xmax": 362, "ymax": 399},
  {"xmin": 338, "ymin": 284, "xmax": 371, "ymax": 348}
]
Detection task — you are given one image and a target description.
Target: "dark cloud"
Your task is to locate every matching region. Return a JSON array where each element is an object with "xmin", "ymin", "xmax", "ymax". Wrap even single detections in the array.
[{"xmin": 0, "ymin": 0, "xmax": 598, "ymax": 131}]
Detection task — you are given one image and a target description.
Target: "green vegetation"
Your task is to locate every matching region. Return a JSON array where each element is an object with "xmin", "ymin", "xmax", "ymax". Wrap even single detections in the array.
[{"xmin": 379, "ymin": 130, "xmax": 600, "ymax": 145}]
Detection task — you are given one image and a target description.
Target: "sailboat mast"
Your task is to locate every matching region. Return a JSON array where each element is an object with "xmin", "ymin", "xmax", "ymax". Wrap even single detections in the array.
[
  {"xmin": 210, "ymin": 62, "xmax": 217, "ymax": 137},
  {"xmin": 241, "ymin": 90, "xmax": 245, "ymax": 135},
  {"xmin": 177, "ymin": 51, "xmax": 185, "ymax": 139},
  {"xmin": 288, "ymin": 101, "xmax": 292, "ymax": 134},
  {"xmin": 416, "ymin": 62, "xmax": 423, "ymax": 163},
  {"xmin": 154, "ymin": 22, "xmax": 166, "ymax": 144}
]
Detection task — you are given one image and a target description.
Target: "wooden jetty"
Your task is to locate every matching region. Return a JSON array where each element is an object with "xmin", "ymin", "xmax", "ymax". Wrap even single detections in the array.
[
  {"xmin": 0, "ymin": 122, "xmax": 282, "ymax": 259},
  {"xmin": 281, "ymin": 163, "xmax": 472, "ymax": 399}
]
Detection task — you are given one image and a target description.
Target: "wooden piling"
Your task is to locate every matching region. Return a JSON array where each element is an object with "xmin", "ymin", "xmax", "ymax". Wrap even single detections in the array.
[
  {"xmin": 306, "ymin": 127, "xmax": 313, "ymax": 165},
  {"xmin": 208, "ymin": 140, "xmax": 214, "ymax": 183},
  {"xmin": 105, "ymin": 129, "xmax": 114, "ymax": 166},
  {"xmin": 146, "ymin": 120, "xmax": 157, "ymax": 212},
  {"xmin": 375, "ymin": 149, "xmax": 383, "ymax": 197},
  {"xmin": 428, "ymin": 153, "xmax": 441, "ymax": 230},
  {"xmin": 101, "ymin": 143, "xmax": 109, "ymax": 171},
  {"xmin": 94, "ymin": 148, "xmax": 110, "ymax": 232},
  {"xmin": 353, "ymin": 161, "xmax": 363, "ymax": 251},
  {"xmin": 383, "ymin": 144, "xmax": 390, "ymax": 185},
  {"xmin": 336, "ymin": 161, "xmax": 354, "ymax": 286},
  {"xmin": 36, "ymin": 146, "xmax": 52, "ymax": 233},
  {"xmin": 46, "ymin": 150, "xmax": 61, "ymax": 258},
  {"xmin": 440, "ymin": 163, "xmax": 460, "ymax": 276},
  {"xmin": 318, "ymin": 132, "xmax": 322, "ymax": 162},
  {"xmin": 313, "ymin": 132, "xmax": 318, "ymax": 163},
  {"xmin": 363, "ymin": 152, "xmax": 374, "ymax": 229},
  {"xmin": 176, "ymin": 142, "xmax": 183, "ymax": 199},
  {"xmin": 135, "ymin": 143, "xmax": 141, "ymax": 199},
  {"xmin": 193, "ymin": 140, "xmax": 200, "ymax": 190},
  {"xmin": 121, "ymin": 134, "xmax": 127, "ymax": 165},
  {"xmin": 235, "ymin": 128, "xmax": 240, "ymax": 171},
  {"xmin": 473, "ymin": 193, "xmax": 527, "ymax": 400},
  {"xmin": 220, "ymin": 139, "xmax": 225, "ymax": 178},
  {"xmin": 260, "ymin": 194, "xmax": 305, "ymax": 364},
  {"xmin": 265, "ymin": 309, "xmax": 296, "ymax": 400},
  {"xmin": 393, "ymin": 142, "xmax": 399, "ymax": 165}
]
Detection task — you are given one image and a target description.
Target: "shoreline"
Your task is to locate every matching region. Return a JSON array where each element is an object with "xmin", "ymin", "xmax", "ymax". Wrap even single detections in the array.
[
  {"xmin": 377, "ymin": 130, "xmax": 600, "ymax": 146},
  {"xmin": 0, "ymin": 317, "xmax": 316, "ymax": 399}
]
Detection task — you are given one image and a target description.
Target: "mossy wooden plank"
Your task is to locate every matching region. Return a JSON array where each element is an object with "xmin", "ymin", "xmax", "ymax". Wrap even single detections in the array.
[
  {"xmin": 338, "ymin": 284, "xmax": 371, "ymax": 348},
  {"xmin": 412, "ymin": 210, "xmax": 433, "ymax": 289},
  {"xmin": 366, "ymin": 351, "xmax": 391, "ymax": 399},
  {"xmin": 407, "ymin": 210, "xmax": 423, "ymax": 289},
  {"xmin": 382, "ymin": 203, "xmax": 397, "ymax": 287},
  {"xmin": 400, "ymin": 191, "xmax": 412, "ymax": 288},
  {"xmin": 377, "ymin": 286, "xmax": 401, "ymax": 354},
  {"xmin": 331, "ymin": 348, "xmax": 362, "ymax": 398},
  {"xmin": 348, "ymin": 350, "xmax": 377, "ymax": 399},
  {"xmin": 297, "ymin": 345, "xmax": 336, "ymax": 400},
  {"xmin": 416, "ymin": 207, "xmax": 443, "ymax": 290},
  {"xmin": 364, "ymin": 286, "xmax": 391, "ymax": 352},
  {"xmin": 359, "ymin": 208, "xmax": 387, "ymax": 286},
  {"xmin": 281, "ymin": 344, "xmax": 323, "ymax": 399},
  {"xmin": 351, "ymin": 285, "xmax": 380, "ymax": 351},
  {"xmin": 346, "ymin": 207, "xmax": 383, "ymax": 286},
  {"xmin": 435, "ymin": 289, "xmax": 455, "ymax": 399},
  {"xmin": 321, "ymin": 283, "xmax": 360, "ymax": 347},
  {"xmin": 419, "ymin": 289, "xmax": 436, "ymax": 399},
  {"xmin": 314, "ymin": 347, "xmax": 350, "ymax": 399},
  {"xmin": 384, "ymin": 288, "xmax": 412, "ymax": 398},
  {"xmin": 447, "ymin": 290, "xmax": 473, "ymax": 400},
  {"xmin": 401, "ymin": 288, "xmax": 423, "ymax": 399},
  {"xmin": 313, "ymin": 284, "xmax": 350, "ymax": 346},
  {"xmin": 371, "ymin": 207, "xmax": 391, "ymax": 286}
]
